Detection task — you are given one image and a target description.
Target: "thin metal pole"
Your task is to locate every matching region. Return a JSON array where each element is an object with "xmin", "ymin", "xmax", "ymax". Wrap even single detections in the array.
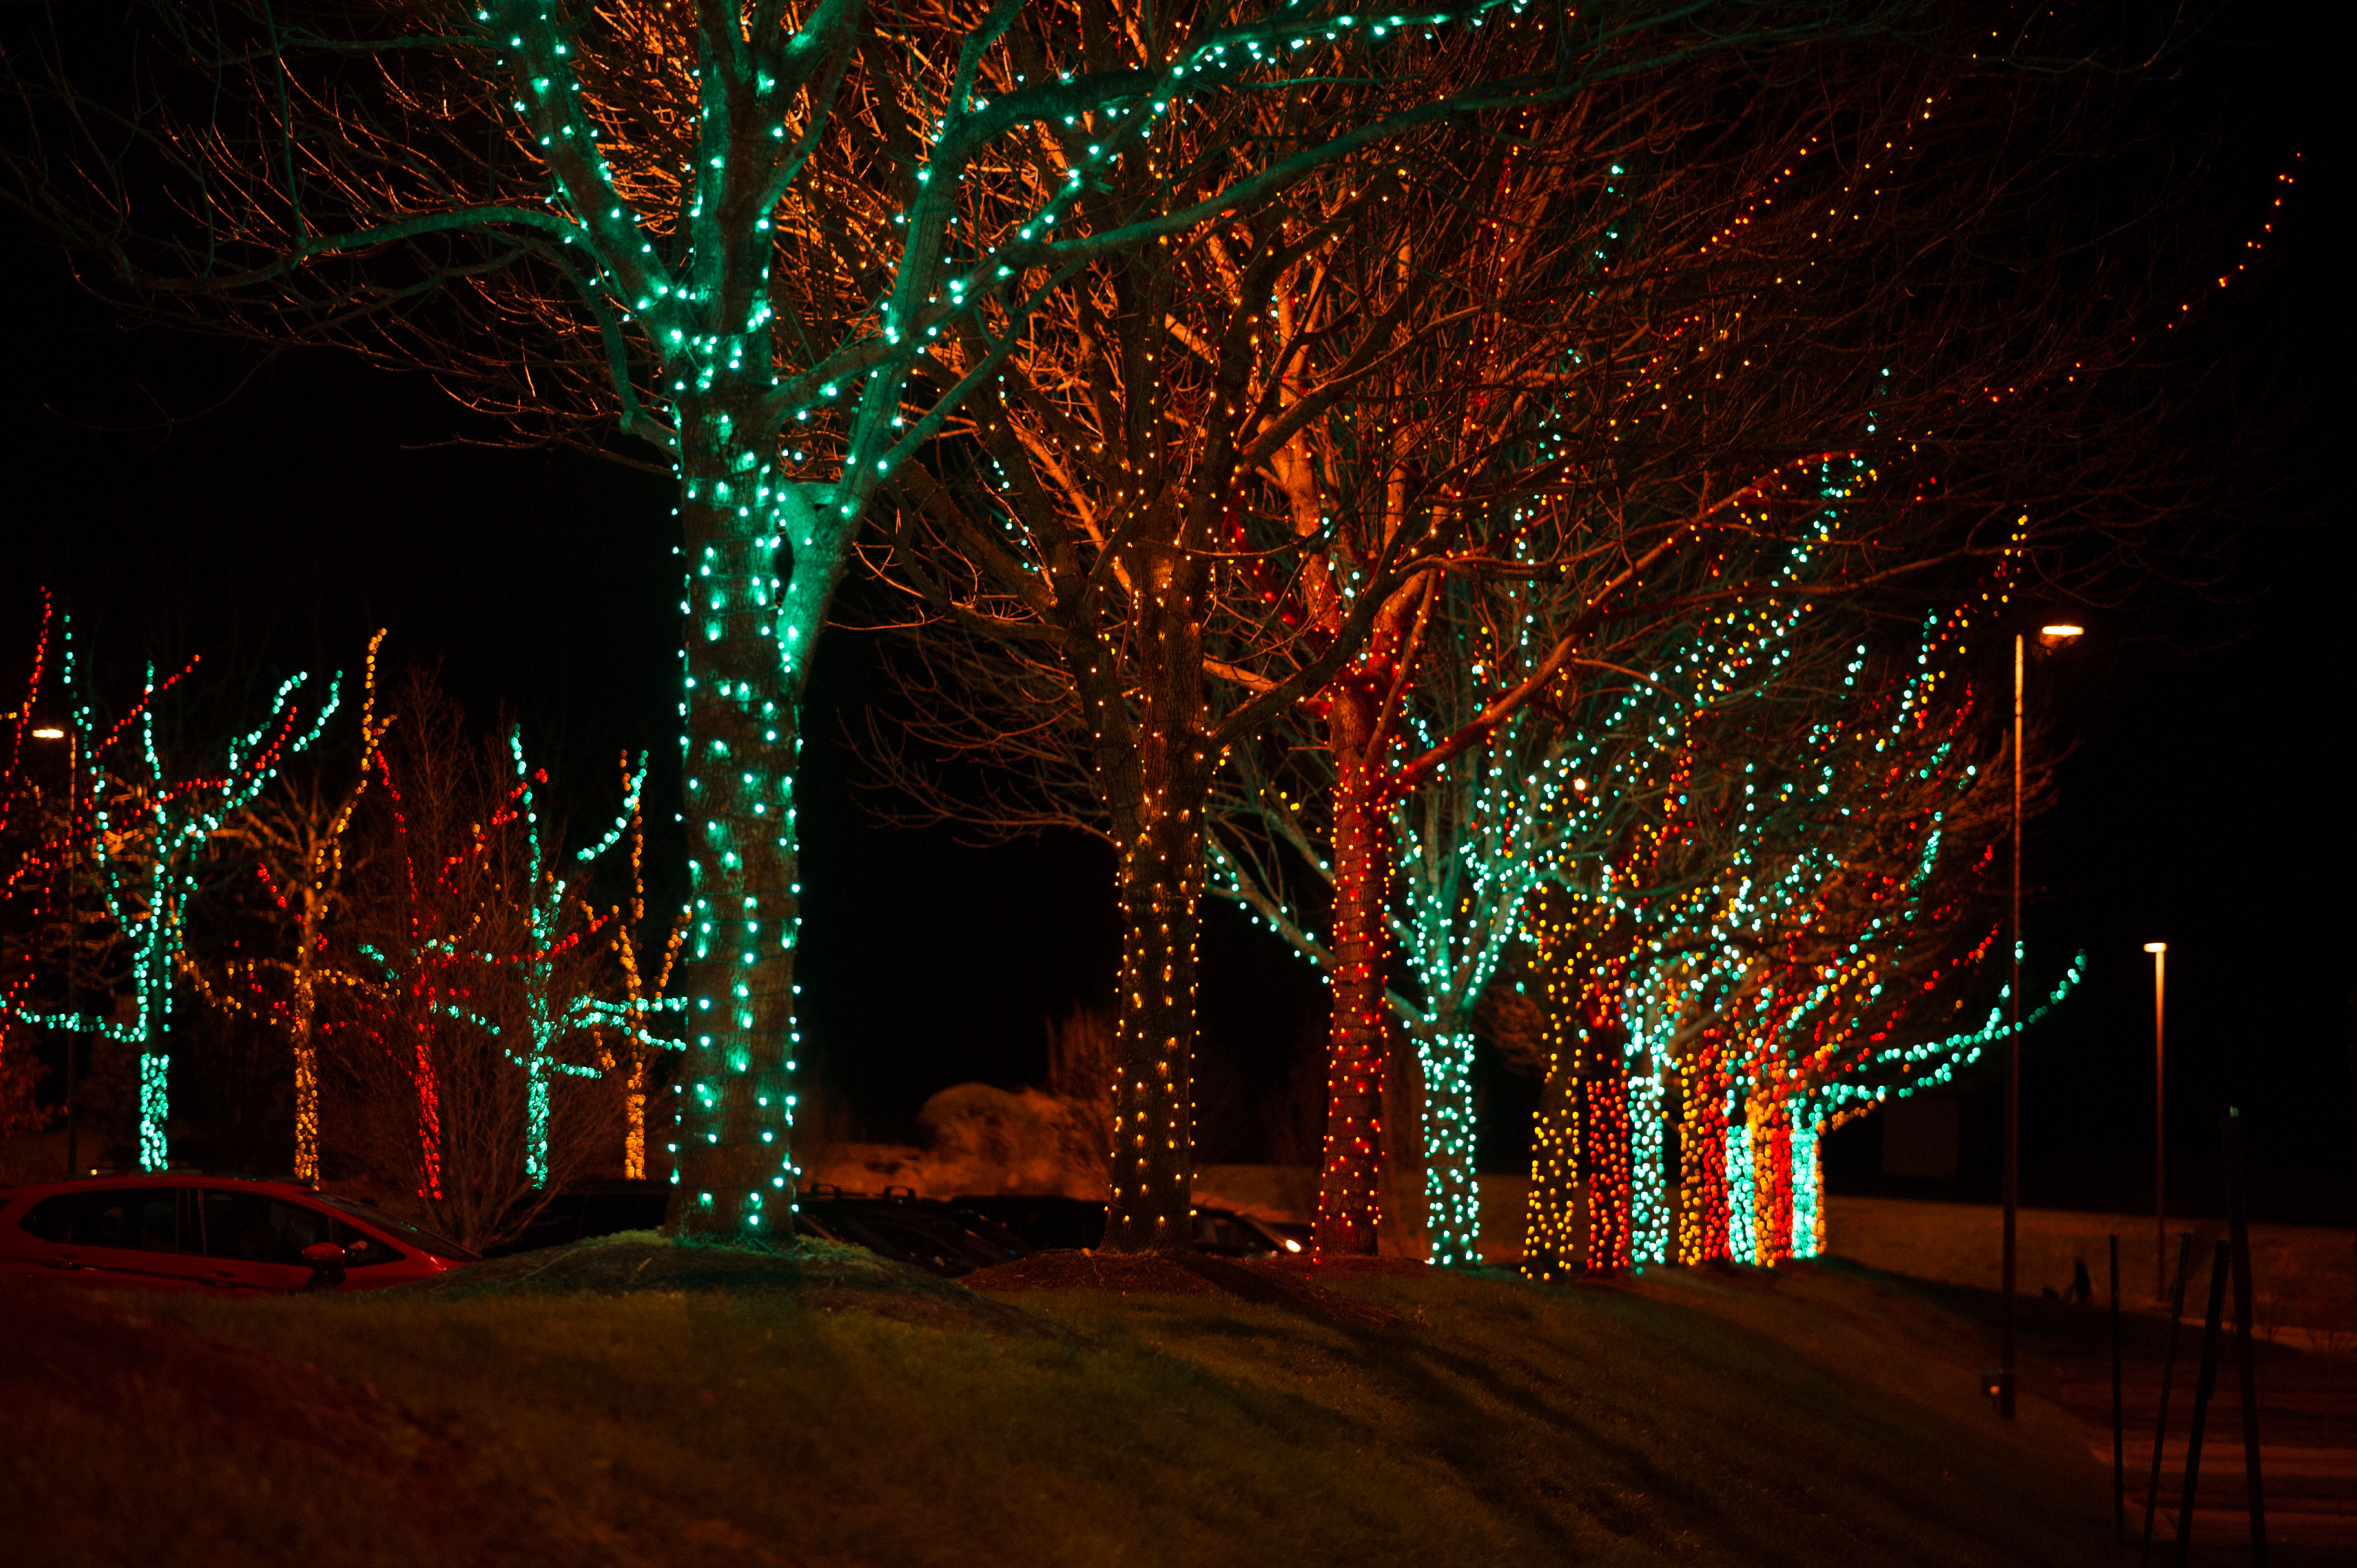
[
  {"xmin": 2221, "ymin": 1109, "xmax": 2268, "ymax": 1563},
  {"xmin": 2153, "ymin": 944, "xmax": 2166, "ymax": 1302},
  {"xmin": 2001, "ymin": 631, "xmax": 2022, "ymax": 1419},
  {"xmin": 2111, "ymin": 1233, "xmax": 2126, "ymax": 1543},
  {"xmin": 2140, "ymin": 1232, "xmax": 2195, "ymax": 1566},
  {"xmin": 2174, "ymin": 1240, "xmax": 2232, "ymax": 1567}
]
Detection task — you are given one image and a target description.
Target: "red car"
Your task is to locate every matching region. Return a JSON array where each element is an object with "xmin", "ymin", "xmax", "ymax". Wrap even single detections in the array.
[{"xmin": 0, "ymin": 1172, "xmax": 478, "ymax": 1296}]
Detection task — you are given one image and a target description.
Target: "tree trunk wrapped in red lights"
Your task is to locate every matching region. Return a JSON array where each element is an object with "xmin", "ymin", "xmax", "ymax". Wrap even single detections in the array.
[
  {"xmin": 1676, "ymin": 1049, "xmax": 1733, "ymax": 1265},
  {"xmin": 1306, "ymin": 574, "xmax": 1438, "ymax": 1256},
  {"xmin": 1749, "ymin": 1101, "xmax": 1795, "ymax": 1268}
]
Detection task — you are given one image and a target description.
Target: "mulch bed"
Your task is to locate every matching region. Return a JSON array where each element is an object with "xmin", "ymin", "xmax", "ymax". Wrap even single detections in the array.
[{"xmin": 964, "ymin": 1250, "xmax": 1401, "ymax": 1330}]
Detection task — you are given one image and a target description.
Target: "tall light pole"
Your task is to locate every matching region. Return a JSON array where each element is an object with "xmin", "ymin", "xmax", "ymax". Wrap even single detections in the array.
[
  {"xmin": 2145, "ymin": 940, "xmax": 2167, "ymax": 1301},
  {"xmin": 28, "ymin": 725, "xmax": 78, "ymax": 1176},
  {"xmin": 2000, "ymin": 622, "xmax": 2082, "ymax": 1420}
]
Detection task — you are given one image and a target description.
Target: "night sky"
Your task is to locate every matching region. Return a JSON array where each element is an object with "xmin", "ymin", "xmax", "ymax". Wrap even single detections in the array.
[{"xmin": 3, "ymin": 13, "xmax": 2341, "ymax": 1224}]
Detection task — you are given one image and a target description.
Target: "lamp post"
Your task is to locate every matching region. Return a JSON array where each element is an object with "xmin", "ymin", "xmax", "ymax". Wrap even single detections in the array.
[
  {"xmin": 1999, "ymin": 622, "xmax": 2083, "ymax": 1420},
  {"xmin": 28, "ymin": 725, "xmax": 77, "ymax": 1176},
  {"xmin": 2145, "ymin": 941, "xmax": 2166, "ymax": 1301}
]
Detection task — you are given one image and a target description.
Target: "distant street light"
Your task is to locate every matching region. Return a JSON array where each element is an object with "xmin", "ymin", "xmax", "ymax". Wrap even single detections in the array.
[
  {"xmin": 30, "ymin": 726, "xmax": 64, "ymax": 739},
  {"xmin": 1999, "ymin": 620, "xmax": 2083, "ymax": 1420},
  {"xmin": 2145, "ymin": 941, "xmax": 2168, "ymax": 1301}
]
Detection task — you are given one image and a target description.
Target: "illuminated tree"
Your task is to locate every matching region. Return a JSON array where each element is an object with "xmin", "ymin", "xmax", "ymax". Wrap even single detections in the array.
[
  {"xmin": 7, "ymin": 0, "xmax": 1849, "ymax": 1241},
  {"xmin": 1186, "ymin": 9, "xmax": 2201, "ymax": 1262},
  {"xmin": 189, "ymin": 631, "xmax": 393, "ymax": 1181},
  {"xmin": 1215, "ymin": 511, "xmax": 1845, "ymax": 1266},
  {"xmin": 861, "ymin": 19, "xmax": 2014, "ymax": 1250},
  {"xmin": 1687, "ymin": 615, "xmax": 2085, "ymax": 1265},
  {"xmin": 1214, "ymin": 564, "xmax": 1599, "ymax": 1265},
  {"xmin": 1, "ymin": 626, "xmax": 337, "ymax": 1170},
  {"xmin": 7, "ymin": 0, "xmax": 2214, "ymax": 1245},
  {"xmin": 589, "ymin": 750, "xmax": 689, "ymax": 1180},
  {"xmin": 869, "ymin": 102, "xmax": 1555, "ymax": 1248},
  {"xmin": 336, "ymin": 673, "xmax": 644, "ymax": 1245},
  {"xmin": 1, "ymin": 604, "xmax": 66, "ymax": 1143},
  {"xmin": 1509, "ymin": 580, "xmax": 2094, "ymax": 1276}
]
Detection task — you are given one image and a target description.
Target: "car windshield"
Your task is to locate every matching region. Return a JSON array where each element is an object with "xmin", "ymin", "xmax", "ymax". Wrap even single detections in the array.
[{"xmin": 316, "ymin": 1196, "xmax": 480, "ymax": 1262}]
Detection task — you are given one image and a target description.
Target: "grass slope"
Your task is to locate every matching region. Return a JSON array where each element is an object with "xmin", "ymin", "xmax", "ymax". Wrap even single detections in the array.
[{"xmin": 6, "ymin": 1237, "xmax": 2118, "ymax": 1567}]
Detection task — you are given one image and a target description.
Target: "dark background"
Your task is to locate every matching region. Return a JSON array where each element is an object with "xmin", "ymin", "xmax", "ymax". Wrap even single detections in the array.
[{"xmin": 3, "ymin": 11, "xmax": 2341, "ymax": 1222}]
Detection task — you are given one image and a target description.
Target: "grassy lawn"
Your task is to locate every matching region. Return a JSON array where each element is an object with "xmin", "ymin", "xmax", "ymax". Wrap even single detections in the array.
[{"xmin": 6, "ymin": 1237, "xmax": 2122, "ymax": 1567}]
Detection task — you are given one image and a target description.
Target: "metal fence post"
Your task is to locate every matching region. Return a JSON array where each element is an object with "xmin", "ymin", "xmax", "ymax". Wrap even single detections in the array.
[
  {"xmin": 2173, "ymin": 1240, "xmax": 2232, "ymax": 1567},
  {"xmin": 2140, "ymin": 1232, "xmax": 2196, "ymax": 1567}
]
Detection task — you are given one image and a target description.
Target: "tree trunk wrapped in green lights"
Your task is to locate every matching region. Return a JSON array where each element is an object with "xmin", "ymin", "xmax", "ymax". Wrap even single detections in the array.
[{"xmin": 670, "ymin": 450, "xmax": 837, "ymax": 1235}]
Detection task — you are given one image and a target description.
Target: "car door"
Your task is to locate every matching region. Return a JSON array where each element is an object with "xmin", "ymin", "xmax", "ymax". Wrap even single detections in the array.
[
  {"xmin": 192, "ymin": 1187, "xmax": 344, "ymax": 1295},
  {"xmin": 12, "ymin": 1185, "xmax": 209, "ymax": 1292}
]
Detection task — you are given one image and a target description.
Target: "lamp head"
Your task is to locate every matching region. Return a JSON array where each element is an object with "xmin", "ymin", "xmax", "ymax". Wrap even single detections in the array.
[
  {"xmin": 29, "ymin": 728, "xmax": 65, "ymax": 740},
  {"xmin": 2037, "ymin": 623, "xmax": 2086, "ymax": 649},
  {"xmin": 2143, "ymin": 941, "xmax": 2166, "ymax": 954}
]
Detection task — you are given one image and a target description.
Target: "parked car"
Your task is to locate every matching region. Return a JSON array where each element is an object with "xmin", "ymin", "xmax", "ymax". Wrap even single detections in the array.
[
  {"xmin": 1248, "ymin": 1217, "xmax": 1313, "ymax": 1255},
  {"xmin": 794, "ymin": 1188, "xmax": 1036, "ymax": 1278},
  {"xmin": 0, "ymin": 1172, "xmax": 479, "ymax": 1296},
  {"xmin": 950, "ymin": 1195, "xmax": 1302, "ymax": 1257},
  {"xmin": 1187, "ymin": 1205, "xmax": 1297, "ymax": 1257}
]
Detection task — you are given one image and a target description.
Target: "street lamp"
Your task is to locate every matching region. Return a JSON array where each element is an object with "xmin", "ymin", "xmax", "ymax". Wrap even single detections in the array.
[
  {"xmin": 27, "ymin": 725, "xmax": 80, "ymax": 1176},
  {"xmin": 2145, "ymin": 941, "xmax": 2167, "ymax": 1301},
  {"xmin": 1998, "ymin": 621, "xmax": 2083, "ymax": 1420}
]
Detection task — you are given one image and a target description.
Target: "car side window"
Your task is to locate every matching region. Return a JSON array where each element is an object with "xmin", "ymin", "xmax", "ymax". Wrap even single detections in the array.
[
  {"xmin": 1193, "ymin": 1214, "xmax": 1265, "ymax": 1252},
  {"xmin": 328, "ymin": 1220, "xmax": 403, "ymax": 1267},
  {"xmin": 18, "ymin": 1188, "xmax": 187, "ymax": 1252},
  {"xmin": 17, "ymin": 1195, "xmax": 74, "ymax": 1243},
  {"xmin": 198, "ymin": 1190, "xmax": 338, "ymax": 1265}
]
